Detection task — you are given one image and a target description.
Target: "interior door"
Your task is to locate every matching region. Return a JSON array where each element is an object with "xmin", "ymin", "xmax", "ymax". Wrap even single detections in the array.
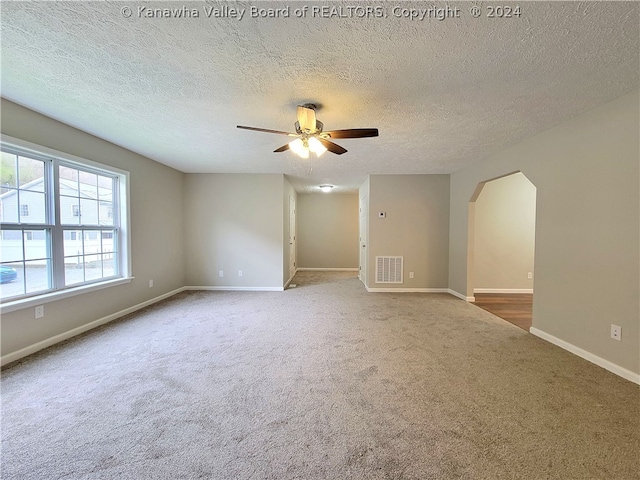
[
  {"xmin": 289, "ymin": 195, "xmax": 296, "ymax": 280},
  {"xmin": 359, "ymin": 196, "xmax": 367, "ymax": 284}
]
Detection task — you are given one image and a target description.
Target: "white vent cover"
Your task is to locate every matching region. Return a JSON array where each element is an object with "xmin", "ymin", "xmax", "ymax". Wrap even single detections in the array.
[{"xmin": 375, "ymin": 256, "xmax": 403, "ymax": 283}]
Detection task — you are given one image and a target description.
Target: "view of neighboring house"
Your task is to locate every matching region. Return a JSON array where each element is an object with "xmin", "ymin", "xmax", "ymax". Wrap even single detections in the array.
[
  {"xmin": 0, "ymin": 173, "xmax": 117, "ymax": 306},
  {"xmin": 0, "ymin": 150, "xmax": 122, "ymax": 300},
  {"xmin": 0, "ymin": 176, "xmax": 115, "ymax": 266}
]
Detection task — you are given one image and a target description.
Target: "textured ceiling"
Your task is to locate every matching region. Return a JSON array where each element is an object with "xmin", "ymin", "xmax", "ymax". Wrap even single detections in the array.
[{"xmin": 1, "ymin": 1, "xmax": 638, "ymax": 192}]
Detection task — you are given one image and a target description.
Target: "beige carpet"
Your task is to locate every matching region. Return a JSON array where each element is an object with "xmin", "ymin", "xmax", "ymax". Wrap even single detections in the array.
[{"xmin": 2, "ymin": 271, "xmax": 639, "ymax": 479}]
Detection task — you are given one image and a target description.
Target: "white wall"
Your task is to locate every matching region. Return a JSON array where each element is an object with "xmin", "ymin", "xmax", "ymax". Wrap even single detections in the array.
[
  {"xmin": 367, "ymin": 175, "xmax": 450, "ymax": 289},
  {"xmin": 297, "ymin": 193, "xmax": 359, "ymax": 269},
  {"xmin": 1, "ymin": 98, "xmax": 185, "ymax": 359},
  {"xmin": 183, "ymin": 173, "xmax": 285, "ymax": 289},
  {"xmin": 474, "ymin": 172, "xmax": 536, "ymax": 292},
  {"xmin": 449, "ymin": 89, "xmax": 640, "ymax": 376}
]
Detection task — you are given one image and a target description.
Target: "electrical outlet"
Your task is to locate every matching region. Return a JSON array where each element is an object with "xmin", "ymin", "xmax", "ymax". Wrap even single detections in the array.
[
  {"xmin": 527, "ymin": 272, "xmax": 533, "ymax": 279},
  {"xmin": 219, "ymin": 270, "xmax": 224, "ymax": 277},
  {"xmin": 610, "ymin": 324, "xmax": 621, "ymax": 341},
  {"xmin": 409, "ymin": 272, "xmax": 414, "ymax": 279},
  {"xmin": 149, "ymin": 279, "xmax": 154, "ymax": 288},
  {"xmin": 238, "ymin": 270, "xmax": 243, "ymax": 277},
  {"xmin": 35, "ymin": 305, "xmax": 44, "ymax": 319}
]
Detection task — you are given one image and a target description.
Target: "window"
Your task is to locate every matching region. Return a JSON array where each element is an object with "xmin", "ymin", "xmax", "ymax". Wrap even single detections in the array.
[{"xmin": 1, "ymin": 138, "xmax": 130, "ymax": 303}]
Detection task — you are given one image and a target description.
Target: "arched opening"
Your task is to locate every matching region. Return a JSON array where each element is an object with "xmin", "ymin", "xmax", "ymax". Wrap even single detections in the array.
[{"xmin": 467, "ymin": 172, "xmax": 537, "ymax": 330}]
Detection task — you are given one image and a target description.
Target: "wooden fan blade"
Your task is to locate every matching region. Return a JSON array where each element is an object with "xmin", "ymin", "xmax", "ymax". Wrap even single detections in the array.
[
  {"xmin": 324, "ymin": 128, "xmax": 379, "ymax": 139},
  {"xmin": 274, "ymin": 143, "xmax": 290, "ymax": 153},
  {"xmin": 318, "ymin": 138, "xmax": 347, "ymax": 155},
  {"xmin": 237, "ymin": 125, "xmax": 295, "ymax": 136},
  {"xmin": 297, "ymin": 106, "xmax": 316, "ymax": 132}
]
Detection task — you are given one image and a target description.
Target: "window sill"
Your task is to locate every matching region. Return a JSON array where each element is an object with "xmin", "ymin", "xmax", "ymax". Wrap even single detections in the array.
[{"xmin": 0, "ymin": 277, "xmax": 134, "ymax": 314}]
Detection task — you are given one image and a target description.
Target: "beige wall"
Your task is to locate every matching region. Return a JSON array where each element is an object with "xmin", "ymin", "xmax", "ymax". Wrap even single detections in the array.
[
  {"xmin": 1, "ymin": 99, "xmax": 185, "ymax": 358},
  {"xmin": 183, "ymin": 173, "xmax": 284, "ymax": 289},
  {"xmin": 474, "ymin": 172, "xmax": 536, "ymax": 292},
  {"xmin": 367, "ymin": 175, "xmax": 450, "ymax": 289},
  {"xmin": 449, "ymin": 89, "xmax": 640, "ymax": 375},
  {"xmin": 3, "ymin": 91, "xmax": 638, "ymax": 380},
  {"xmin": 297, "ymin": 193, "xmax": 359, "ymax": 269}
]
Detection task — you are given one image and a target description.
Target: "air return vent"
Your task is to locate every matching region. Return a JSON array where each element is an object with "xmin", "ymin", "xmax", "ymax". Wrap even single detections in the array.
[{"xmin": 375, "ymin": 256, "xmax": 403, "ymax": 283}]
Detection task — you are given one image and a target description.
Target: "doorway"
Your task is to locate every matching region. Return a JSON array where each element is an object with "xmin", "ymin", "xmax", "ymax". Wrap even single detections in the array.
[
  {"xmin": 289, "ymin": 195, "xmax": 296, "ymax": 281},
  {"xmin": 467, "ymin": 172, "xmax": 536, "ymax": 330},
  {"xmin": 358, "ymin": 195, "xmax": 367, "ymax": 284}
]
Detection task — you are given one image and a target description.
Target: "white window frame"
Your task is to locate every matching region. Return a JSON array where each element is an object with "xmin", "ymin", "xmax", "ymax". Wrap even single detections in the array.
[{"xmin": 0, "ymin": 135, "xmax": 132, "ymax": 313}]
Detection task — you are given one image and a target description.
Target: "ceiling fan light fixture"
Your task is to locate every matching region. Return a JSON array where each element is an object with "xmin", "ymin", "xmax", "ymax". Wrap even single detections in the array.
[
  {"xmin": 319, "ymin": 184, "xmax": 334, "ymax": 193},
  {"xmin": 289, "ymin": 138, "xmax": 309, "ymax": 158},
  {"xmin": 308, "ymin": 137, "xmax": 327, "ymax": 157}
]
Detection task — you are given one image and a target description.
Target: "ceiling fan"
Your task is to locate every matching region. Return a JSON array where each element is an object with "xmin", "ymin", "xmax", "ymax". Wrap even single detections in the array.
[{"xmin": 237, "ymin": 104, "xmax": 378, "ymax": 158}]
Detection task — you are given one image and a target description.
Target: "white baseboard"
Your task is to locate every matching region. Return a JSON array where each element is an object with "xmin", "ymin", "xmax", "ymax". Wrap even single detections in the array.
[
  {"xmin": 530, "ymin": 327, "xmax": 640, "ymax": 385},
  {"xmin": 297, "ymin": 268, "xmax": 359, "ymax": 272},
  {"xmin": 1, "ymin": 287, "xmax": 186, "ymax": 367},
  {"xmin": 366, "ymin": 287, "xmax": 450, "ymax": 293},
  {"xmin": 474, "ymin": 288, "xmax": 534, "ymax": 294},
  {"xmin": 447, "ymin": 289, "xmax": 475, "ymax": 302},
  {"xmin": 365, "ymin": 287, "xmax": 475, "ymax": 302},
  {"xmin": 184, "ymin": 286, "xmax": 284, "ymax": 292}
]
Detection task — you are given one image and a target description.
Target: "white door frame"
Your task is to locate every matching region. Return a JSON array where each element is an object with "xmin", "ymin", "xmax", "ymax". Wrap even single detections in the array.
[
  {"xmin": 359, "ymin": 195, "xmax": 367, "ymax": 285},
  {"xmin": 289, "ymin": 195, "xmax": 296, "ymax": 280}
]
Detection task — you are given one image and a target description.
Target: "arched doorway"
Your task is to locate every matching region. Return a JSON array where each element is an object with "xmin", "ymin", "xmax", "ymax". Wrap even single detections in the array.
[{"xmin": 467, "ymin": 172, "xmax": 537, "ymax": 330}]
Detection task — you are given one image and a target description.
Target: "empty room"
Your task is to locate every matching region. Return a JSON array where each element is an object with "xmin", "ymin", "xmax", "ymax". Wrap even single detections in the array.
[{"xmin": 1, "ymin": 2, "xmax": 638, "ymax": 479}]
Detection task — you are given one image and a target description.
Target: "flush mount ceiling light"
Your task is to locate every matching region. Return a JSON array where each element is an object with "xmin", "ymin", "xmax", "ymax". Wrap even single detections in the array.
[
  {"xmin": 237, "ymin": 104, "xmax": 379, "ymax": 159},
  {"xmin": 319, "ymin": 184, "xmax": 334, "ymax": 193}
]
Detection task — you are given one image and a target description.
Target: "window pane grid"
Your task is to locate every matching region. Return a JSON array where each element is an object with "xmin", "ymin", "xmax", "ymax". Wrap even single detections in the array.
[
  {"xmin": 59, "ymin": 166, "xmax": 116, "ymax": 227},
  {"xmin": 1, "ymin": 143, "xmax": 125, "ymax": 302},
  {"xmin": 0, "ymin": 227, "xmax": 52, "ymax": 300},
  {"xmin": 63, "ymin": 228, "xmax": 118, "ymax": 286},
  {"xmin": 1, "ymin": 153, "xmax": 47, "ymax": 225}
]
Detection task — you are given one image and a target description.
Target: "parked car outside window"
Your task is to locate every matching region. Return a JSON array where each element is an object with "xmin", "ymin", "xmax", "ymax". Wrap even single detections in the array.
[{"xmin": 0, "ymin": 265, "xmax": 18, "ymax": 284}]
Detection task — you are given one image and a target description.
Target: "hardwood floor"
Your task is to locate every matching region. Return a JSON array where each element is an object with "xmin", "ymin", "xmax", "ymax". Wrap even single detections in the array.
[{"xmin": 472, "ymin": 293, "xmax": 533, "ymax": 331}]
